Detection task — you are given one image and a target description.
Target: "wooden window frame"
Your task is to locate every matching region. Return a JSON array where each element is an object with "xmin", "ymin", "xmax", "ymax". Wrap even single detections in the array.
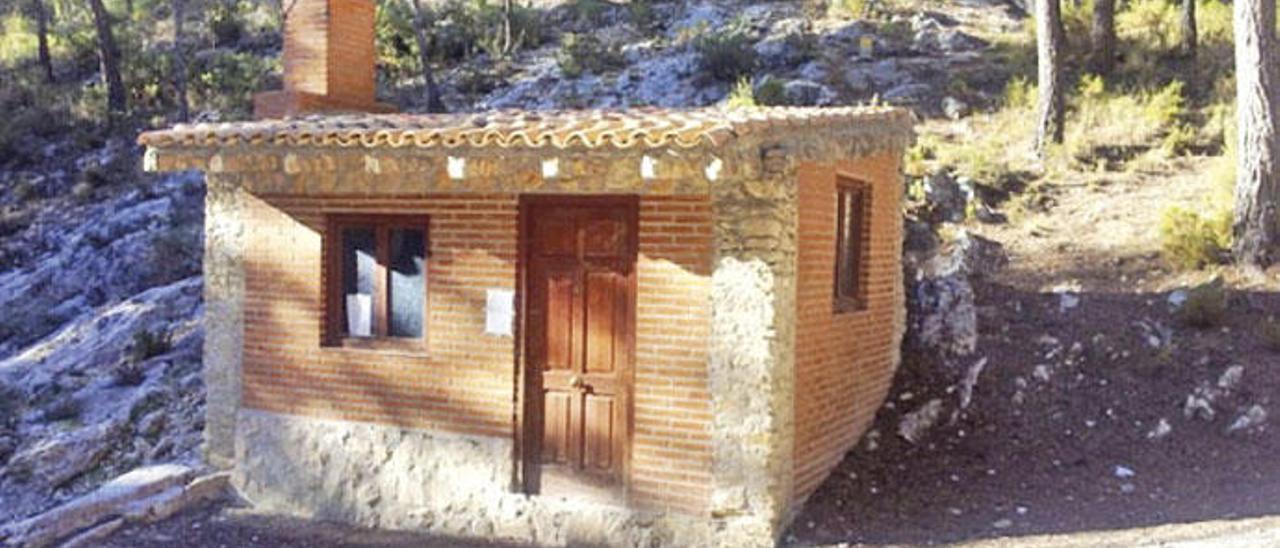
[
  {"xmin": 324, "ymin": 214, "xmax": 430, "ymax": 353},
  {"xmin": 834, "ymin": 177, "xmax": 871, "ymax": 313}
]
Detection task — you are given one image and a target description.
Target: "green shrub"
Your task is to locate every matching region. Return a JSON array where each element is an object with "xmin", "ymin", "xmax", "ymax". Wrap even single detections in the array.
[
  {"xmin": 756, "ymin": 78, "xmax": 786, "ymax": 106},
  {"xmin": 71, "ymin": 181, "xmax": 95, "ymax": 203},
  {"xmin": 726, "ymin": 77, "xmax": 787, "ymax": 109},
  {"xmin": 1003, "ymin": 76, "xmax": 1035, "ymax": 110},
  {"xmin": 726, "ymin": 78, "xmax": 756, "ymax": 109},
  {"xmin": 629, "ymin": 1, "xmax": 660, "ymax": 34},
  {"xmin": 112, "ymin": 361, "xmax": 147, "ymax": 387},
  {"xmin": 1261, "ymin": 317, "xmax": 1280, "ymax": 351},
  {"xmin": 209, "ymin": 1, "xmax": 245, "ymax": 47},
  {"xmin": 827, "ymin": 0, "xmax": 869, "ymax": 18},
  {"xmin": 1142, "ymin": 80, "xmax": 1186, "ymax": 127},
  {"xmin": 1117, "ymin": 0, "xmax": 1179, "ymax": 51},
  {"xmin": 557, "ymin": 33, "xmax": 625, "ymax": 78},
  {"xmin": 190, "ymin": 50, "xmax": 277, "ymax": 119},
  {"xmin": 566, "ymin": 0, "xmax": 613, "ymax": 26},
  {"xmin": 42, "ymin": 396, "xmax": 81, "ymax": 423},
  {"xmin": 12, "ymin": 178, "xmax": 38, "ymax": 203},
  {"xmin": 146, "ymin": 224, "xmax": 200, "ymax": 286},
  {"xmin": 1159, "ymin": 205, "xmax": 1231, "ymax": 269},
  {"xmin": 0, "ymin": 380, "xmax": 24, "ymax": 430},
  {"xmin": 1159, "ymin": 150, "xmax": 1234, "ymax": 269},
  {"xmin": 129, "ymin": 328, "xmax": 173, "ymax": 364},
  {"xmin": 694, "ymin": 22, "xmax": 757, "ymax": 83},
  {"xmin": 1176, "ymin": 278, "xmax": 1227, "ymax": 328}
]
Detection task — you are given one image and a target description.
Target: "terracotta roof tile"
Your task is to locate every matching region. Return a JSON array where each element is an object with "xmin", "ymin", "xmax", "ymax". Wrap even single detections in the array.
[{"xmin": 137, "ymin": 107, "xmax": 910, "ymax": 151}]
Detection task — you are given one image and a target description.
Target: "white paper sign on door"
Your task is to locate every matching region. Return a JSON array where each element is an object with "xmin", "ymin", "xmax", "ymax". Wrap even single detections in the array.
[{"xmin": 485, "ymin": 288, "xmax": 514, "ymax": 336}]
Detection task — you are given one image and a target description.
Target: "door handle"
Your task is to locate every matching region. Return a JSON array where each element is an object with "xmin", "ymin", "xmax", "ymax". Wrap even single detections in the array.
[{"xmin": 569, "ymin": 375, "xmax": 584, "ymax": 390}]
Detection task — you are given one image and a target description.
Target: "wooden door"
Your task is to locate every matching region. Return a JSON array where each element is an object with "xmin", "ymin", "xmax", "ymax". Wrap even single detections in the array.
[{"xmin": 522, "ymin": 196, "xmax": 636, "ymax": 498}]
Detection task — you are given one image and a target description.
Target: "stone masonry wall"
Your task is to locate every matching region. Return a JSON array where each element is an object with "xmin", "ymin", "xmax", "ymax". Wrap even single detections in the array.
[
  {"xmin": 234, "ymin": 410, "xmax": 718, "ymax": 546},
  {"xmin": 203, "ymin": 174, "xmax": 246, "ymax": 468},
  {"xmin": 792, "ymin": 152, "xmax": 906, "ymax": 503},
  {"xmin": 704, "ymin": 143, "xmax": 798, "ymax": 546}
]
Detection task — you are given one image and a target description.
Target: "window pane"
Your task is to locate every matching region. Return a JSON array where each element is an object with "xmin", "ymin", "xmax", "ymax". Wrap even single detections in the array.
[
  {"xmin": 388, "ymin": 228, "xmax": 426, "ymax": 338},
  {"xmin": 836, "ymin": 187, "xmax": 863, "ymax": 301},
  {"xmin": 342, "ymin": 226, "xmax": 376, "ymax": 337}
]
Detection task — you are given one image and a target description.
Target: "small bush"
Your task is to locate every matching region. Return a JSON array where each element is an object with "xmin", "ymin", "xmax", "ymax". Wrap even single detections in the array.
[
  {"xmin": 209, "ymin": 1, "xmax": 245, "ymax": 47},
  {"xmin": 41, "ymin": 396, "xmax": 81, "ymax": 423},
  {"xmin": 827, "ymin": 0, "xmax": 869, "ymax": 18},
  {"xmin": 694, "ymin": 23, "xmax": 758, "ymax": 83},
  {"xmin": 145, "ymin": 224, "xmax": 200, "ymax": 286},
  {"xmin": 1159, "ymin": 205, "xmax": 1231, "ymax": 269},
  {"xmin": 727, "ymin": 78, "xmax": 756, "ymax": 109},
  {"xmin": 1261, "ymin": 317, "xmax": 1280, "ymax": 351},
  {"xmin": 1176, "ymin": 278, "xmax": 1227, "ymax": 328},
  {"xmin": 1159, "ymin": 153, "xmax": 1234, "ymax": 269},
  {"xmin": 129, "ymin": 328, "xmax": 173, "ymax": 364},
  {"xmin": 112, "ymin": 361, "xmax": 147, "ymax": 387},
  {"xmin": 71, "ymin": 181, "xmax": 95, "ymax": 202},
  {"xmin": 1003, "ymin": 77, "xmax": 1035, "ymax": 110},
  {"xmin": 727, "ymin": 77, "xmax": 787, "ymax": 108},
  {"xmin": 0, "ymin": 380, "xmax": 25, "ymax": 430},
  {"xmin": 629, "ymin": 1, "xmax": 660, "ymax": 34},
  {"xmin": 557, "ymin": 33, "xmax": 625, "ymax": 78},
  {"xmin": 12, "ymin": 178, "xmax": 38, "ymax": 203}
]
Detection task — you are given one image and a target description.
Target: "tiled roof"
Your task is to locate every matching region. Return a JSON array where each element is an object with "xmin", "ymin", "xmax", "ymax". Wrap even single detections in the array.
[{"xmin": 137, "ymin": 107, "xmax": 911, "ymax": 151}]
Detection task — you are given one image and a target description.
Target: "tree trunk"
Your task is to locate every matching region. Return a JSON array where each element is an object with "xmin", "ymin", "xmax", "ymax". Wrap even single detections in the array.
[
  {"xmin": 172, "ymin": 0, "xmax": 190, "ymax": 122},
  {"xmin": 87, "ymin": 0, "xmax": 126, "ymax": 115},
  {"xmin": 1090, "ymin": 0, "xmax": 1116, "ymax": 75},
  {"xmin": 409, "ymin": 0, "xmax": 446, "ymax": 113},
  {"xmin": 502, "ymin": 0, "xmax": 513, "ymax": 56},
  {"xmin": 1181, "ymin": 0, "xmax": 1198, "ymax": 57},
  {"xmin": 32, "ymin": 0, "xmax": 54, "ymax": 83},
  {"xmin": 1036, "ymin": 0, "xmax": 1065, "ymax": 157},
  {"xmin": 1233, "ymin": 0, "xmax": 1280, "ymax": 266}
]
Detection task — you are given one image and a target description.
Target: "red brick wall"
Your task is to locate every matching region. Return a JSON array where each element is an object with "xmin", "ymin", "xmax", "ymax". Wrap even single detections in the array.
[
  {"xmin": 238, "ymin": 191, "xmax": 713, "ymax": 514},
  {"xmin": 280, "ymin": 0, "xmax": 374, "ymax": 104},
  {"xmin": 632, "ymin": 196, "xmax": 714, "ymax": 514},
  {"xmin": 792, "ymin": 153, "xmax": 903, "ymax": 503},
  {"xmin": 241, "ymin": 193, "xmax": 518, "ymax": 436}
]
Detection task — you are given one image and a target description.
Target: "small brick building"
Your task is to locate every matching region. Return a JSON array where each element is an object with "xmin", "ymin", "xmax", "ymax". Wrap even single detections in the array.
[{"xmin": 137, "ymin": 1, "xmax": 912, "ymax": 545}]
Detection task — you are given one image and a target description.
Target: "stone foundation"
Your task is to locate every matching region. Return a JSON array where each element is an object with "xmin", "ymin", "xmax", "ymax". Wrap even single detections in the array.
[{"xmin": 233, "ymin": 410, "xmax": 722, "ymax": 546}]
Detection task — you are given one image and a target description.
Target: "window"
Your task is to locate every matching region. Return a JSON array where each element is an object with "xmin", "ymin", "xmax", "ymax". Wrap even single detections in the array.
[
  {"xmin": 834, "ymin": 178, "xmax": 870, "ymax": 312},
  {"xmin": 326, "ymin": 215, "xmax": 428, "ymax": 349}
]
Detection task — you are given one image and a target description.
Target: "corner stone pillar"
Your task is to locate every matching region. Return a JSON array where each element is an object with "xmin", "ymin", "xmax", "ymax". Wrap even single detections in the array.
[
  {"xmin": 707, "ymin": 146, "xmax": 798, "ymax": 546},
  {"xmin": 203, "ymin": 174, "xmax": 245, "ymax": 469}
]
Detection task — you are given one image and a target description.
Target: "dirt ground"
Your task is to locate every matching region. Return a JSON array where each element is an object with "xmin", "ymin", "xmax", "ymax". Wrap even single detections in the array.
[
  {"xmin": 102, "ymin": 499, "xmax": 519, "ymax": 548},
  {"xmin": 107, "ymin": 158, "xmax": 1279, "ymax": 547}
]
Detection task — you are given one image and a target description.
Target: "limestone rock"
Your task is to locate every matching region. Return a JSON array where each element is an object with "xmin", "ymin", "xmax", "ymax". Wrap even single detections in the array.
[
  {"xmin": 899, "ymin": 399, "xmax": 944, "ymax": 444},
  {"xmin": 5, "ymin": 419, "xmax": 125, "ymax": 488},
  {"xmin": 1, "ymin": 464, "xmax": 194, "ymax": 548},
  {"xmin": 782, "ymin": 79, "xmax": 835, "ymax": 106}
]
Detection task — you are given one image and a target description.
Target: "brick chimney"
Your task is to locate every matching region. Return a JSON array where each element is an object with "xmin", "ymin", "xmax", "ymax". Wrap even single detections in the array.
[{"xmin": 253, "ymin": 0, "xmax": 395, "ymax": 119}]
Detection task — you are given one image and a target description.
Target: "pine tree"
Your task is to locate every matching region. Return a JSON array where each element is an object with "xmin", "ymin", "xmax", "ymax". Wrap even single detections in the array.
[
  {"xmin": 1036, "ymin": 0, "xmax": 1065, "ymax": 157},
  {"xmin": 87, "ymin": 0, "xmax": 126, "ymax": 115},
  {"xmin": 1233, "ymin": 0, "xmax": 1280, "ymax": 266}
]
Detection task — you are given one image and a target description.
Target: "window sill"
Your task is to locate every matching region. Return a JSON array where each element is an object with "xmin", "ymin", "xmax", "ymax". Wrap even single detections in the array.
[
  {"xmin": 325, "ymin": 337, "xmax": 429, "ymax": 357},
  {"xmin": 833, "ymin": 298, "xmax": 867, "ymax": 315}
]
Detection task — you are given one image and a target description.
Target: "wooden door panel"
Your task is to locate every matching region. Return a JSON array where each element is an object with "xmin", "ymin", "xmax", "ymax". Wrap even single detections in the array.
[
  {"xmin": 542, "ymin": 270, "xmax": 576, "ymax": 373},
  {"xmin": 532, "ymin": 216, "xmax": 576, "ymax": 257},
  {"xmin": 543, "ymin": 390, "xmax": 572, "ymax": 465},
  {"xmin": 583, "ymin": 394, "xmax": 615, "ymax": 472},
  {"xmin": 583, "ymin": 217, "xmax": 626, "ymax": 257},
  {"xmin": 584, "ymin": 270, "xmax": 620, "ymax": 375}
]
